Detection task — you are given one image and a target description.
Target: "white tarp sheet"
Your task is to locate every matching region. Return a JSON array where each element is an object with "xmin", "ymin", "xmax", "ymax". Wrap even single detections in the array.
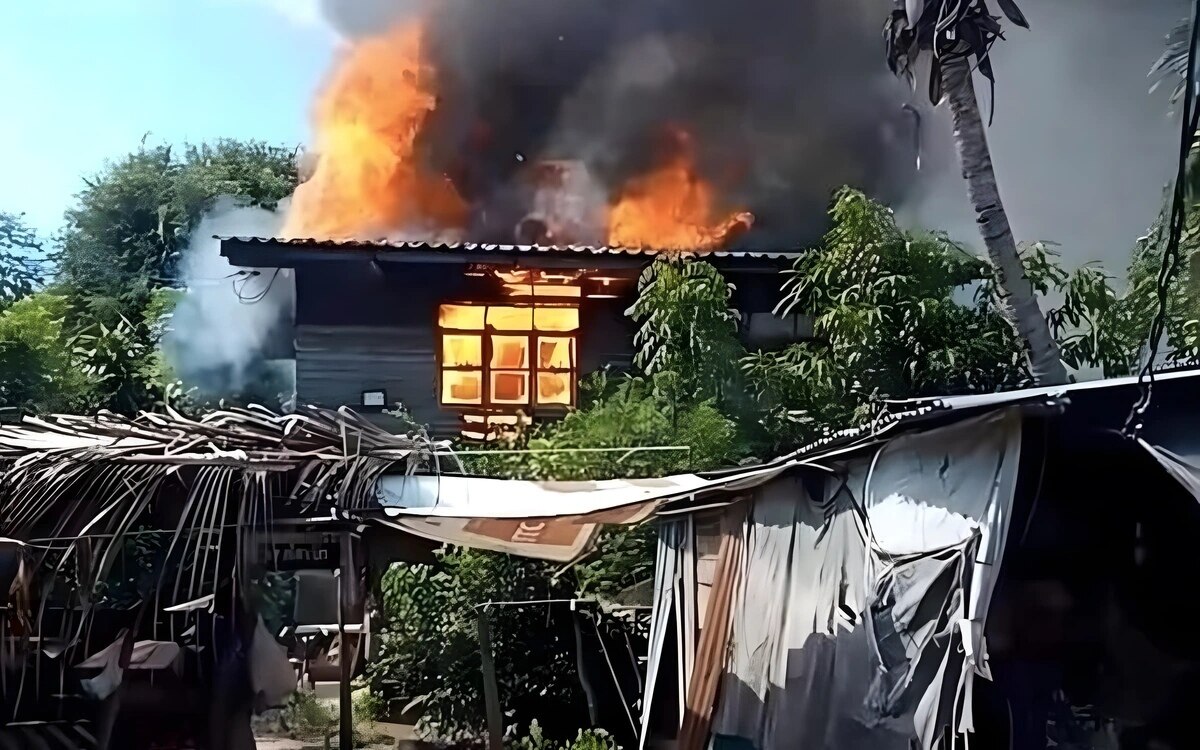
[
  {"xmin": 374, "ymin": 466, "xmax": 788, "ymax": 562},
  {"xmin": 713, "ymin": 475, "xmax": 876, "ymax": 748},
  {"xmin": 701, "ymin": 409, "xmax": 1022, "ymax": 750},
  {"xmin": 639, "ymin": 520, "xmax": 685, "ymax": 750},
  {"xmin": 376, "ymin": 470, "xmax": 784, "ymax": 518},
  {"xmin": 863, "ymin": 408, "xmax": 1022, "ymax": 749}
]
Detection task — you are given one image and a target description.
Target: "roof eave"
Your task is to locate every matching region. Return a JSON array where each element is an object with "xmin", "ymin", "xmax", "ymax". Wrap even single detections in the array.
[{"xmin": 218, "ymin": 237, "xmax": 801, "ymax": 273}]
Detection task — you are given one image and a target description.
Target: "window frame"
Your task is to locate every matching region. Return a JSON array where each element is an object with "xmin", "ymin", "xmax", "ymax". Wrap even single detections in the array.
[{"xmin": 436, "ymin": 300, "xmax": 579, "ymax": 414}]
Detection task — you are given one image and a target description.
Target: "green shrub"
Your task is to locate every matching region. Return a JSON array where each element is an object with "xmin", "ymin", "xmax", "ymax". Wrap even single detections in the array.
[
  {"xmin": 284, "ymin": 690, "xmax": 336, "ymax": 740},
  {"xmin": 511, "ymin": 720, "xmax": 621, "ymax": 750}
]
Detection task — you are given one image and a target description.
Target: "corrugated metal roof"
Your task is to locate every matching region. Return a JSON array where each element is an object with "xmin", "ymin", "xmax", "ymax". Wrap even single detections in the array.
[
  {"xmin": 735, "ymin": 367, "xmax": 1200, "ymax": 470},
  {"xmin": 883, "ymin": 367, "xmax": 1200, "ymax": 414},
  {"xmin": 216, "ymin": 235, "xmax": 804, "ymax": 260}
]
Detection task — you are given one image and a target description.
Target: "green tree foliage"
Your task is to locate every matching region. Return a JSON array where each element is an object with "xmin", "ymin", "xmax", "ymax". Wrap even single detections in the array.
[
  {"xmin": 371, "ymin": 550, "xmax": 589, "ymax": 744},
  {"xmin": 742, "ymin": 188, "xmax": 1027, "ymax": 449},
  {"xmin": 468, "ymin": 372, "xmax": 745, "ymax": 482},
  {"xmin": 0, "ymin": 212, "xmax": 46, "ymax": 307},
  {"xmin": 1048, "ymin": 211, "xmax": 1200, "ymax": 376},
  {"xmin": 56, "ymin": 140, "xmax": 296, "ymax": 324},
  {"xmin": 512, "ymin": 721, "xmax": 620, "ymax": 750},
  {"xmin": 626, "ymin": 261, "xmax": 742, "ymax": 401},
  {"xmin": 0, "ymin": 293, "xmax": 93, "ymax": 411},
  {"xmin": 37, "ymin": 139, "xmax": 298, "ymax": 412}
]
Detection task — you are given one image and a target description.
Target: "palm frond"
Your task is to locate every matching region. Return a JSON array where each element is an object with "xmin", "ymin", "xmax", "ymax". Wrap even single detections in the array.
[
  {"xmin": 1151, "ymin": 20, "xmax": 1193, "ymax": 105},
  {"xmin": 885, "ymin": 0, "xmax": 1029, "ymax": 106}
]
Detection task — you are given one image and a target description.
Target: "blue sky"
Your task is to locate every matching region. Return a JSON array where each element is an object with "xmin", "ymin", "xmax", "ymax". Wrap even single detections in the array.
[{"xmin": 0, "ymin": 0, "xmax": 334, "ymax": 235}]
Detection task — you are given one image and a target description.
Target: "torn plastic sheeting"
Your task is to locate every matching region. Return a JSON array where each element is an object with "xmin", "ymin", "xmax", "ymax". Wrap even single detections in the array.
[
  {"xmin": 704, "ymin": 410, "xmax": 1021, "ymax": 750},
  {"xmin": 639, "ymin": 520, "xmax": 684, "ymax": 750},
  {"xmin": 713, "ymin": 475, "xmax": 871, "ymax": 748},
  {"xmin": 383, "ymin": 498, "xmax": 661, "ymax": 562},
  {"xmin": 77, "ymin": 638, "xmax": 182, "ymax": 672},
  {"xmin": 375, "ymin": 464, "xmax": 790, "ymax": 519},
  {"xmin": 863, "ymin": 409, "xmax": 1021, "ymax": 749},
  {"xmin": 866, "ymin": 536, "xmax": 977, "ymax": 730}
]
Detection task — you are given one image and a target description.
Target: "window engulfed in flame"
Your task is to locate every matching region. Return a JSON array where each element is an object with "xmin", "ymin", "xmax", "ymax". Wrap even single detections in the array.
[{"xmin": 438, "ymin": 303, "xmax": 579, "ymax": 413}]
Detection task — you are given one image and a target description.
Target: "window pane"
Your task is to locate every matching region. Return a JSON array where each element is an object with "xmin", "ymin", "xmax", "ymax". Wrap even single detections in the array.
[
  {"xmin": 443, "ymin": 335, "xmax": 482, "ymax": 367},
  {"xmin": 537, "ymin": 337, "xmax": 574, "ymax": 369},
  {"xmin": 490, "ymin": 336, "xmax": 529, "ymax": 369},
  {"xmin": 537, "ymin": 372, "xmax": 572, "ymax": 405},
  {"xmin": 442, "ymin": 371, "xmax": 482, "ymax": 405},
  {"xmin": 486, "ymin": 306, "xmax": 534, "ymax": 331},
  {"xmin": 502, "ymin": 284, "xmax": 582, "ymax": 298},
  {"xmin": 491, "ymin": 372, "xmax": 529, "ymax": 404},
  {"xmin": 439, "ymin": 304, "xmax": 485, "ymax": 330},
  {"xmin": 533, "ymin": 307, "xmax": 579, "ymax": 332}
]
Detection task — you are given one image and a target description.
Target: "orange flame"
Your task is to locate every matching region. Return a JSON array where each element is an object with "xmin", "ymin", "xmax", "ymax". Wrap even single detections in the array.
[
  {"xmin": 283, "ymin": 21, "xmax": 467, "ymax": 240},
  {"xmin": 606, "ymin": 130, "xmax": 753, "ymax": 251}
]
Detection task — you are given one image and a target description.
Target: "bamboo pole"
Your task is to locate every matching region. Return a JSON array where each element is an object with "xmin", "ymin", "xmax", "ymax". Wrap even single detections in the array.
[
  {"xmin": 477, "ymin": 610, "xmax": 504, "ymax": 750},
  {"xmin": 339, "ymin": 532, "xmax": 353, "ymax": 750}
]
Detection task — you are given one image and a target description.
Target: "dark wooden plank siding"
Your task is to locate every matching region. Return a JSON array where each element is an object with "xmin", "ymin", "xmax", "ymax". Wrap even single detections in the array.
[
  {"xmin": 578, "ymin": 298, "xmax": 636, "ymax": 376},
  {"xmin": 289, "ymin": 261, "xmax": 794, "ymax": 437},
  {"xmin": 295, "ymin": 324, "xmax": 459, "ymax": 435}
]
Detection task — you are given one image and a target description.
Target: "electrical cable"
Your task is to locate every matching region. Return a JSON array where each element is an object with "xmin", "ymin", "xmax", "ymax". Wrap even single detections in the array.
[
  {"xmin": 1124, "ymin": 0, "xmax": 1200, "ymax": 438},
  {"xmin": 231, "ymin": 268, "xmax": 281, "ymax": 305}
]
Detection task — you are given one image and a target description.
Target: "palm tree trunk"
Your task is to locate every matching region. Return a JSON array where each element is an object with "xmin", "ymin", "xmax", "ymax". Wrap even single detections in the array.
[{"xmin": 941, "ymin": 54, "xmax": 1068, "ymax": 386}]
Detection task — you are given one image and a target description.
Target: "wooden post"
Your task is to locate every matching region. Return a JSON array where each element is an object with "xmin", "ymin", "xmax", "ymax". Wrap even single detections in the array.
[
  {"xmin": 339, "ymin": 531, "xmax": 353, "ymax": 750},
  {"xmin": 476, "ymin": 609, "xmax": 504, "ymax": 750}
]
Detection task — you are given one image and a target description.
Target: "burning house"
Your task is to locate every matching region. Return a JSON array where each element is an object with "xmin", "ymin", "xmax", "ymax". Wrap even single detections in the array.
[
  {"xmin": 219, "ymin": 235, "xmax": 804, "ymax": 438},
  {"xmin": 192, "ymin": 0, "xmax": 921, "ymax": 436}
]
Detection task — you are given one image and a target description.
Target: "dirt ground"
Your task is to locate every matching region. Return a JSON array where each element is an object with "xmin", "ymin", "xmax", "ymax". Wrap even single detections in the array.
[{"xmin": 255, "ymin": 720, "xmax": 418, "ymax": 749}]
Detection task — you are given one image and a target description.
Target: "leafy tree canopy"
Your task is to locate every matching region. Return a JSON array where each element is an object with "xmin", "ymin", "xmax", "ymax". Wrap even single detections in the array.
[
  {"xmin": 0, "ymin": 293, "xmax": 93, "ymax": 412},
  {"xmin": 40, "ymin": 139, "xmax": 298, "ymax": 413},
  {"xmin": 0, "ymin": 212, "xmax": 46, "ymax": 308},
  {"xmin": 55, "ymin": 139, "xmax": 297, "ymax": 327},
  {"xmin": 743, "ymin": 188, "xmax": 1028, "ymax": 449}
]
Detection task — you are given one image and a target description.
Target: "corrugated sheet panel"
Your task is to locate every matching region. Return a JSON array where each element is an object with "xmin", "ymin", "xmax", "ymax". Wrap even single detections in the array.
[
  {"xmin": 884, "ymin": 366, "xmax": 1200, "ymax": 413},
  {"xmin": 218, "ymin": 235, "xmax": 804, "ymax": 261}
]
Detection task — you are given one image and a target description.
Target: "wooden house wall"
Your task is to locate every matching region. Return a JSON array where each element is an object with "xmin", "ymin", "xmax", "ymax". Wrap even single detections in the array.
[{"xmin": 292, "ymin": 263, "xmax": 640, "ymax": 435}]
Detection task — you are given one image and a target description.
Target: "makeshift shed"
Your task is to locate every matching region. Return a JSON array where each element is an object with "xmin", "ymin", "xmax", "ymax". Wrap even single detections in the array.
[
  {"xmin": 0, "ymin": 403, "xmax": 783, "ymax": 749},
  {"xmin": 637, "ymin": 369, "xmax": 1200, "ymax": 750},
  {"xmin": 0, "ymin": 405, "xmax": 447, "ymax": 748},
  {"xmin": 6, "ymin": 369, "xmax": 1200, "ymax": 750}
]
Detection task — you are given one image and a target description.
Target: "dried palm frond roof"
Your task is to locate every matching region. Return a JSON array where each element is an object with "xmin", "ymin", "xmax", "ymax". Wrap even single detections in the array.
[
  {"xmin": 0, "ymin": 404, "xmax": 440, "ymax": 468},
  {"xmin": 0, "ymin": 406, "xmax": 448, "ymax": 707},
  {"xmin": 0, "ymin": 404, "xmax": 445, "ymax": 543}
]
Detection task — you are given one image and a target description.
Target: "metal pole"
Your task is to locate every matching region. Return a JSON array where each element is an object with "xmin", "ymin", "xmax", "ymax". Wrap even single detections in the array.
[
  {"xmin": 339, "ymin": 531, "xmax": 353, "ymax": 750},
  {"xmin": 476, "ymin": 610, "xmax": 504, "ymax": 750}
]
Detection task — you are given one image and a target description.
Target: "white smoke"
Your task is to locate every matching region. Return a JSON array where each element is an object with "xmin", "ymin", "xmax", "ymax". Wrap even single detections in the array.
[{"xmin": 166, "ymin": 196, "xmax": 295, "ymax": 400}]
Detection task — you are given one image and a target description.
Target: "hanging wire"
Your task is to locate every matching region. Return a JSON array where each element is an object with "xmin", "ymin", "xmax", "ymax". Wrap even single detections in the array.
[
  {"xmin": 1124, "ymin": 0, "xmax": 1200, "ymax": 438},
  {"xmin": 232, "ymin": 268, "xmax": 281, "ymax": 304}
]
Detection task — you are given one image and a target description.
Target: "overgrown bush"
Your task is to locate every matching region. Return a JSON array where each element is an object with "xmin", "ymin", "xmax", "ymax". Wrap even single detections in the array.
[
  {"xmin": 369, "ymin": 547, "xmax": 614, "ymax": 745},
  {"xmin": 283, "ymin": 690, "xmax": 336, "ymax": 739},
  {"xmin": 369, "ymin": 361, "xmax": 746, "ymax": 745},
  {"xmin": 279, "ymin": 688, "xmax": 389, "ymax": 745}
]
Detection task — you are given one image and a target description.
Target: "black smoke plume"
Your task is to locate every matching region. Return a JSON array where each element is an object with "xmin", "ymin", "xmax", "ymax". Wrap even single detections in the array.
[{"xmin": 318, "ymin": 0, "xmax": 917, "ymax": 248}]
